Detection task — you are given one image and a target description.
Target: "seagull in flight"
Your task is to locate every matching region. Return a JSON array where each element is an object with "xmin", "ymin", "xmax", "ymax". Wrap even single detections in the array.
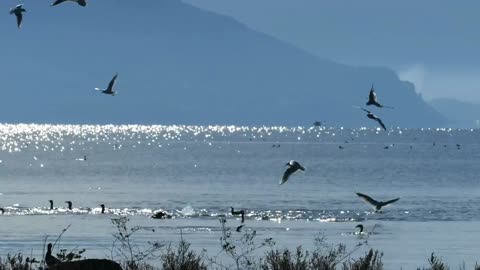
[
  {"xmin": 280, "ymin": 160, "xmax": 305, "ymax": 185},
  {"xmin": 366, "ymin": 85, "xmax": 394, "ymax": 109},
  {"xmin": 10, "ymin": 4, "xmax": 26, "ymax": 29},
  {"xmin": 51, "ymin": 0, "xmax": 87, "ymax": 7},
  {"xmin": 361, "ymin": 108, "xmax": 387, "ymax": 131},
  {"xmin": 356, "ymin": 192, "xmax": 400, "ymax": 212},
  {"xmin": 95, "ymin": 73, "xmax": 118, "ymax": 96}
]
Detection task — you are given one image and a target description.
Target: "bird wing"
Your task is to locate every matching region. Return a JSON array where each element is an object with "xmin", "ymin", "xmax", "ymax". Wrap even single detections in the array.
[
  {"xmin": 16, "ymin": 13, "xmax": 23, "ymax": 28},
  {"xmin": 381, "ymin": 198, "xmax": 400, "ymax": 207},
  {"xmin": 356, "ymin": 192, "xmax": 380, "ymax": 207},
  {"xmin": 280, "ymin": 166, "xmax": 298, "ymax": 185},
  {"xmin": 376, "ymin": 118, "xmax": 387, "ymax": 130},
  {"xmin": 361, "ymin": 108, "xmax": 371, "ymax": 114},
  {"xmin": 51, "ymin": 0, "xmax": 66, "ymax": 6},
  {"xmin": 107, "ymin": 73, "xmax": 118, "ymax": 91}
]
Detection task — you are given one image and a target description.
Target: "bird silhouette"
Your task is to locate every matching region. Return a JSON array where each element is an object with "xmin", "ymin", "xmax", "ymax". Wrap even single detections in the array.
[
  {"xmin": 366, "ymin": 85, "xmax": 394, "ymax": 109},
  {"xmin": 51, "ymin": 0, "xmax": 87, "ymax": 7},
  {"xmin": 45, "ymin": 243, "xmax": 61, "ymax": 267},
  {"xmin": 356, "ymin": 192, "xmax": 400, "ymax": 212},
  {"xmin": 361, "ymin": 108, "xmax": 387, "ymax": 131},
  {"xmin": 99, "ymin": 204, "xmax": 105, "ymax": 214},
  {"xmin": 48, "ymin": 200, "xmax": 54, "ymax": 210},
  {"xmin": 230, "ymin": 207, "xmax": 245, "ymax": 223},
  {"xmin": 9, "ymin": 4, "xmax": 26, "ymax": 29},
  {"xmin": 152, "ymin": 211, "xmax": 172, "ymax": 219},
  {"xmin": 65, "ymin": 201, "xmax": 72, "ymax": 210},
  {"xmin": 95, "ymin": 73, "xmax": 118, "ymax": 96},
  {"xmin": 236, "ymin": 224, "xmax": 245, "ymax": 232},
  {"xmin": 280, "ymin": 160, "xmax": 305, "ymax": 185},
  {"xmin": 355, "ymin": 224, "xmax": 364, "ymax": 234}
]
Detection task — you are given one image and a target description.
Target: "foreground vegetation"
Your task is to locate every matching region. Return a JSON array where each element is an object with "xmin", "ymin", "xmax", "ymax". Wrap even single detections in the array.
[{"xmin": 0, "ymin": 218, "xmax": 478, "ymax": 270}]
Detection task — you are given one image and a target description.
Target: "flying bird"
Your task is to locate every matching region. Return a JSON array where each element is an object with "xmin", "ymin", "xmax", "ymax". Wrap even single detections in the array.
[
  {"xmin": 9, "ymin": 4, "xmax": 26, "ymax": 29},
  {"xmin": 356, "ymin": 192, "xmax": 400, "ymax": 212},
  {"xmin": 366, "ymin": 85, "xmax": 394, "ymax": 109},
  {"xmin": 361, "ymin": 108, "xmax": 387, "ymax": 131},
  {"xmin": 230, "ymin": 207, "xmax": 245, "ymax": 223},
  {"xmin": 280, "ymin": 160, "xmax": 305, "ymax": 185},
  {"xmin": 95, "ymin": 73, "xmax": 118, "ymax": 96},
  {"xmin": 51, "ymin": 0, "xmax": 87, "ymax": 7}
]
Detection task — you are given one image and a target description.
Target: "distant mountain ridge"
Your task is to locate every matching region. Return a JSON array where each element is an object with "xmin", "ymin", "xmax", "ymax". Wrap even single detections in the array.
[
  {"xmin": 429, "ymin": 98, "xmax": 480, "ymax": 128},
  {"xmin": 0, "ymin": 0, "xmax": 445, "ymax": 127}
]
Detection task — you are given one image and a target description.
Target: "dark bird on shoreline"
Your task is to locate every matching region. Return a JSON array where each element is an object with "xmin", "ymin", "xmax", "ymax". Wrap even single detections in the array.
[
  {"xmin": 51, "ymin": 0, "xmax": 87, "ymax": 7},
  {"xmin": 99, "ymin": 204, "xmax": 105, "ymax": 214},
  {"xmin": 280, "ymin": 160, "xmax": 305, "ymax": 185},
  {"xmin": 152, "ymin": 211, "xmax": 172, "ymax": 219},
  {"xmin": 48, "ymin": 200, "xmax": 54, "ymax": 210},
  {"xmin": 65, "ymin": 201, "xmax": 72, "ymax": 210},
  {"xmin": 366, "ymin": 85, "xmax": 394, "ymax": 109},
  {"xmin": 95, "ymin": 73, "xmax": 118, "ymax": 96},
  {"xmin": 10, "ymin": 4, "xmax": 26, "ymax": 29},
  {"xmin": 45, "ymin": 243, "xmax": 61, "ymax": 267},
  {"xmin": 361, "ymin": 108, "xmax": 387, "ymax": 131},
  {"xmin": 356, "ymin": 192, "xmax": 400, "ymax": 212},
  {"xmin": 230, "ymin": 207, "xmax": 245, "ymax": 223},
  {"xmin": 0, "ymin": 208, "xmax": 4, "ymax": 214}
]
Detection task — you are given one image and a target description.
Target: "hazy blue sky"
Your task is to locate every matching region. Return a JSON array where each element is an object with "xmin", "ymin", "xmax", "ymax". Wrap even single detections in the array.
[{"xmin": 185, "ymin": 0, "xmax": 480, "ymax": 102}]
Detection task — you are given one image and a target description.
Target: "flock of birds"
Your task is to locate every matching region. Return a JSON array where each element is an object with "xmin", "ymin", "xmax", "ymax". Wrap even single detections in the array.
[
  {"xmin": 273, "ymin": 85, "xmax": 400, "ymax": 234},
  {"xmin": 6, "ymin": 0, "xmax": 402, "ymax": 263},
  {"xmin": 10, "ymin": 0, "xmax": 87, "ymax": 29},
  {"xmin": 9, "ymin": 0, "xmax": 119, "ymax": 96}
]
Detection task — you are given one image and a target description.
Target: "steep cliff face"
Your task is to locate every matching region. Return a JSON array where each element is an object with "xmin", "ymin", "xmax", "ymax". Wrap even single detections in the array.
[{"xmin": 0, "ymin": 0, "xmax": 445, "ymax": 126}]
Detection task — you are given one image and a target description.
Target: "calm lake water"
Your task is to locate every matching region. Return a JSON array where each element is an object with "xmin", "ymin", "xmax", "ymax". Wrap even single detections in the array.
[{"xmin": 0, "ymin": 124, "xmax": 479, "ymax": 269}]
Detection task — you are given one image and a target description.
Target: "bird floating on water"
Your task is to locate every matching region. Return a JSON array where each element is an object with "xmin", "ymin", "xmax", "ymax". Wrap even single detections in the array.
[
  {"xmin": 280, "ymin": 160, "xmax": 305, "ymax": 185},
  {"xmin": 95, "ymin": 73, "xmax": 118, "ymax": 96},
  {"xmin": 356, "ymin": 192, "xmax": 400, "ymax": 212},
  {"xmin": 51, "ymin": 0, "xmax": 87, "ymax": 7},
  {"xmin": 65, "ymin": 201, "xmax": 72, "ymax": 210},
  {"xmin": 236, "ymin": 224, "xmax": 245, "ymax": 232},
  {"xmin": 366, "ymin": 85, "xmax": 394, "ymax": 109},
  {"xmin": 152, "ymin": 211, "xmax": 172, "ymax": 219},
  {"xmin": 230, "ymin": 207, "xmax": 245, "ymax": 223},
  {"xmin": 10, "ymin": 4, "xmax": 26, "ymax": 29},
  {"xmin": 360, "ymin": 108, "xmax": 387, "ymax": 131},
  {"xmin": 355, "ymin": 224, "xmax": 364, "ymax": 234}
]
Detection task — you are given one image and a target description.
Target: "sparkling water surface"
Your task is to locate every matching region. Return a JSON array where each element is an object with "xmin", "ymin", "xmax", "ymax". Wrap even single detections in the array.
[{"xmin": 0, "ymin": 124, "xmax": 479, "ymax": 269}]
